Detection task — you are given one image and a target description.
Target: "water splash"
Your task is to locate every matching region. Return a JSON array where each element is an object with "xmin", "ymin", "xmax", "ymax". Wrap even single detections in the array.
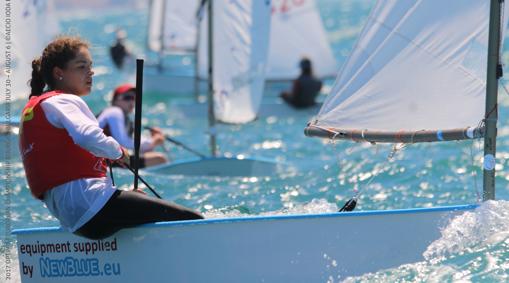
[
  {"xmin": 342, "ymin": 200, "xmax": 509, "ymax": 282},
  {"xmin": 424, "ymin": 200, "xmax": 509, "ymax": 262}
]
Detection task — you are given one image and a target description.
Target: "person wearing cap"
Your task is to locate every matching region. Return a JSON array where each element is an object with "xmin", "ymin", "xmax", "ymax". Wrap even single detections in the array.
[
  {"xmin": 97, "ymin": 84, "xmax": 167, "ymax": 168},
  {"xmin": 280, "ymin": 57, "xmax": 323, "ymax": 108}
]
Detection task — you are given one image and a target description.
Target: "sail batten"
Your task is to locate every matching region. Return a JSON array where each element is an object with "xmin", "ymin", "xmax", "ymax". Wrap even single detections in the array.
[{"xmin": 309, "ymin": 0, "xmax": 509, "ymax": 140}]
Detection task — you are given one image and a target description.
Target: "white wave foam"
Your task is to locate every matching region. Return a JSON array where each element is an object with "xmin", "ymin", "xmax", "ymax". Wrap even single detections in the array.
[
  {"xmin": 424, "ymin": 200, "xmax": 509, "ymax": 263},
  {"xmin": 342, "ymin": 200, "xmax": 509, "ymax": 282}
]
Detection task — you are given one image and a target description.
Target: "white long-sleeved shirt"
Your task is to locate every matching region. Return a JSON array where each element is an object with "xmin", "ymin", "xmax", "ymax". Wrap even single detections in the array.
[
  {"xmin": 40, "ymin": 94, "xmax": 122, "ymax": 232},
  {"xmin": 97, "ymin": 106, "xmax": 153, "ymax": 153}
]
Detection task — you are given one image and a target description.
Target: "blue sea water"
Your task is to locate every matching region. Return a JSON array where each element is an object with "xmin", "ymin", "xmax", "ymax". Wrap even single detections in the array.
[{"xmin": 4, "ymin": 0, "xmax": 509, "ymax": 282}]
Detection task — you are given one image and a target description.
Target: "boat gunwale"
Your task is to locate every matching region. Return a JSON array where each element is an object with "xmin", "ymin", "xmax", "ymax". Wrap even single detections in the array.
[{"xmin": 12, "ymin": 203, "xmax": 478, "ymax": 235}]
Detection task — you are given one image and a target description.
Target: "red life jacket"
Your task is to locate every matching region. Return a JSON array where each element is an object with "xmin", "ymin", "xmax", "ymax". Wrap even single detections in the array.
[{"xmin": 19, "ymin": 91, "xmax": 107, "ymax": 199}]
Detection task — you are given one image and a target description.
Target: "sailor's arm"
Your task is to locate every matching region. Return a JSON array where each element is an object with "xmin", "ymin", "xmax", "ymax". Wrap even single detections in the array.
[
  {"xmin": 103, "ymin": 107, "xmax": 154, "ymax": 152},
  {"xmin": 41, "ymin": 94, "xmax": 122, "ymax": 160}
]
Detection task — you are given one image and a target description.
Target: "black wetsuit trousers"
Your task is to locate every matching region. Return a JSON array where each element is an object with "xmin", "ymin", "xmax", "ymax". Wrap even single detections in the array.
[{"xmin": 75, "ymin": 190, "xmax": 203, "ymax": 239}]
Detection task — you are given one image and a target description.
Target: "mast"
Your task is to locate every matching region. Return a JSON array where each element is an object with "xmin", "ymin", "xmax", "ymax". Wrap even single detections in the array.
[
  {"xmin": 194, "ymin": 16, "xmax": 201, "ymax": 101},
  {"xmin": 133, "ymin": 59, "xmax": 144, "ymax": 190},
  {"xmin": 194, "ymin": 0, "xmax": 206, "ymax": 101},
  {"xmin": 483, "ymin": 0, "xmax": 503, "ymax": 201},
  {"xmin": 157, "ymin": 0, "xmax": 167, "ymax": 72},
  {"xmin": 207, "ymin": 0, "xmax": 217, "ymax": 156}
]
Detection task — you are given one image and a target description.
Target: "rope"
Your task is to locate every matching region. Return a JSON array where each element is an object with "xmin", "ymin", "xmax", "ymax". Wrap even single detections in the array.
[
  {"xmin": 410, "ymin": 129, "xmax": 426, "ymax": 144},
  {"xmin": 107, "ymin": 160, "xmax": 115, "ymax": 186},
  {"xmin": 394, "ymin": 130, "xmax": 404, "ymax": 143},
  {"xmin": 388, "ymin": 143, "xmax": 406, "ymax": 160},
  {"xmin": 330, "ymin": 132, "xmax": 359, "ymax": 198},
  {"xmin": 331, "ymin": 134, "xmax": 409, "ymax": 209},
  {"xmin": 106, "ymin": 160, "xmax": 162, "ymax": 199},
  {"xmin": 310, "ymin": 124, "xmax": 341, "ymax": 138},
  {"xmin": 484, "ymin": 103, "xmax": 498, "ymax": 121},
  {"xmin": 502, "ymin": 81, "xmax": 509, "ymax": 97}
]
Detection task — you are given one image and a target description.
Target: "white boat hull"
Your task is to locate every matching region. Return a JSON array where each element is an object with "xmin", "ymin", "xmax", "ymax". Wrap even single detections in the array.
[
  {"xmin": 13, "ymin": 204, "xmax": 476, "ymax": 282},
  {"xmin": 144, "ymin": 156, "xmax": 281, "ymax": 177}
]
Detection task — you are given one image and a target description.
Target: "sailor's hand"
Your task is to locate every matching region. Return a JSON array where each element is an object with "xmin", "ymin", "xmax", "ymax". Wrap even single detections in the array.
[
  {"xmin": 149, "ymin": 127, "xmax": 163, "ymax": 135},
  {"xmin": 152, "ymin": 133, "xmax": 165, "ymax": 147},
  {"xmin": 115, "ymin": 147, "xmax": 130, "ymax": 168},
  {"xmin": 149, "ymin": 127, "xmax": 165, "ymax": 147}
]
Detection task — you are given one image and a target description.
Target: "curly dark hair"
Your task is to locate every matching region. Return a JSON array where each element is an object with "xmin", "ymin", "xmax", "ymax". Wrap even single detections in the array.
[{"xmin": 29, "ymin": 36, "xmax": 89, "ymax": 97}]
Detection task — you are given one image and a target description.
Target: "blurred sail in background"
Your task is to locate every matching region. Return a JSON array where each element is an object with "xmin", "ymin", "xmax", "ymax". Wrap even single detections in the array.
[
  {"xmin": 147, "ymin": 0, "xmax": 200, "ymax": 54},
  {"xmin": 0, "ymin": 0, "xmax": 59, "ymax": 102},
  {"xmin": 147, "ymin": 0, "xmax": 336, "ymax": 81},
  {"xmin": 266, "ymin": 0, "xmax": 336, "ymax": 80},
  {"xmin": 210, "ymin": 0, "xmax": 272, "ymax": 123}
]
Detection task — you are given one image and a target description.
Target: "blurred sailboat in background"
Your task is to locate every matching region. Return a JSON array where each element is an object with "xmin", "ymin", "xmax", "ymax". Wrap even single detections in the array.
[
  {"xmin": 0, "ymin": 0, "xmax": 59, "ymax": 102},
  {"xmin": 0, "ymin": 0, "xmax": 59, "ymax": 134},
  {"xmin": 147, "ymin": 0, "xmax": 199, "ymax": 55},
  {"xmin": 144, "ymin": 0, "xmax": 336, "ymax": 97},
  {"xmin": 145, "ymin": 0, "xmax": 283, "ymax": 176}
]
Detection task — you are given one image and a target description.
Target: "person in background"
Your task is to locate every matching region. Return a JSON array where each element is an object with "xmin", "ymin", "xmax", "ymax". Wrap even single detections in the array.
[
  {"xmin": 110, "ymin": 29, "xmax": 132, "ymax": 70},
  {"xmin": 97, "ymin": 83, "xmax": 168, "ymax": 168},
  {"xmin": 280, "ymin": 57, "xmax": 323, "ymax": 108},
  {"xmin": 19, "ymin": 36, "xmax": 203, "ymax": 240}
]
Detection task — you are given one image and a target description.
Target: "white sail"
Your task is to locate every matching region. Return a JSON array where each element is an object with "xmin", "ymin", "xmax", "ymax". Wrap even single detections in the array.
[
  {"xmin": 314, "ymin": 1, "xmax": 509, "ymax": 133},
  {"xmin": 148, "ymin": 0, "xmax": 199, "ymax": 53},
  {"xmin": 197, "ymin": 0, "xmax": 334, "ymax": 81},
  {"xmin": 267, "ymin": 0, "xmax": 337, "ymax": 80},
  {"xmin": 147, "ymin": 0, "xmax": 199, "ymax": 53},
  {"xmin": 210, "ymin": 0, "xmax": 271, "ymax": 124},
  {"xmin": 197, "ymin": 7, "xmax": 208, "ymax": 79},
  {"xmin": 0, "ymin": 0, "xmax": 59, "ymax": 102},
  {"xmin": 147, "ymin": 0, "xmax": 165, "ymax": 52}
]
